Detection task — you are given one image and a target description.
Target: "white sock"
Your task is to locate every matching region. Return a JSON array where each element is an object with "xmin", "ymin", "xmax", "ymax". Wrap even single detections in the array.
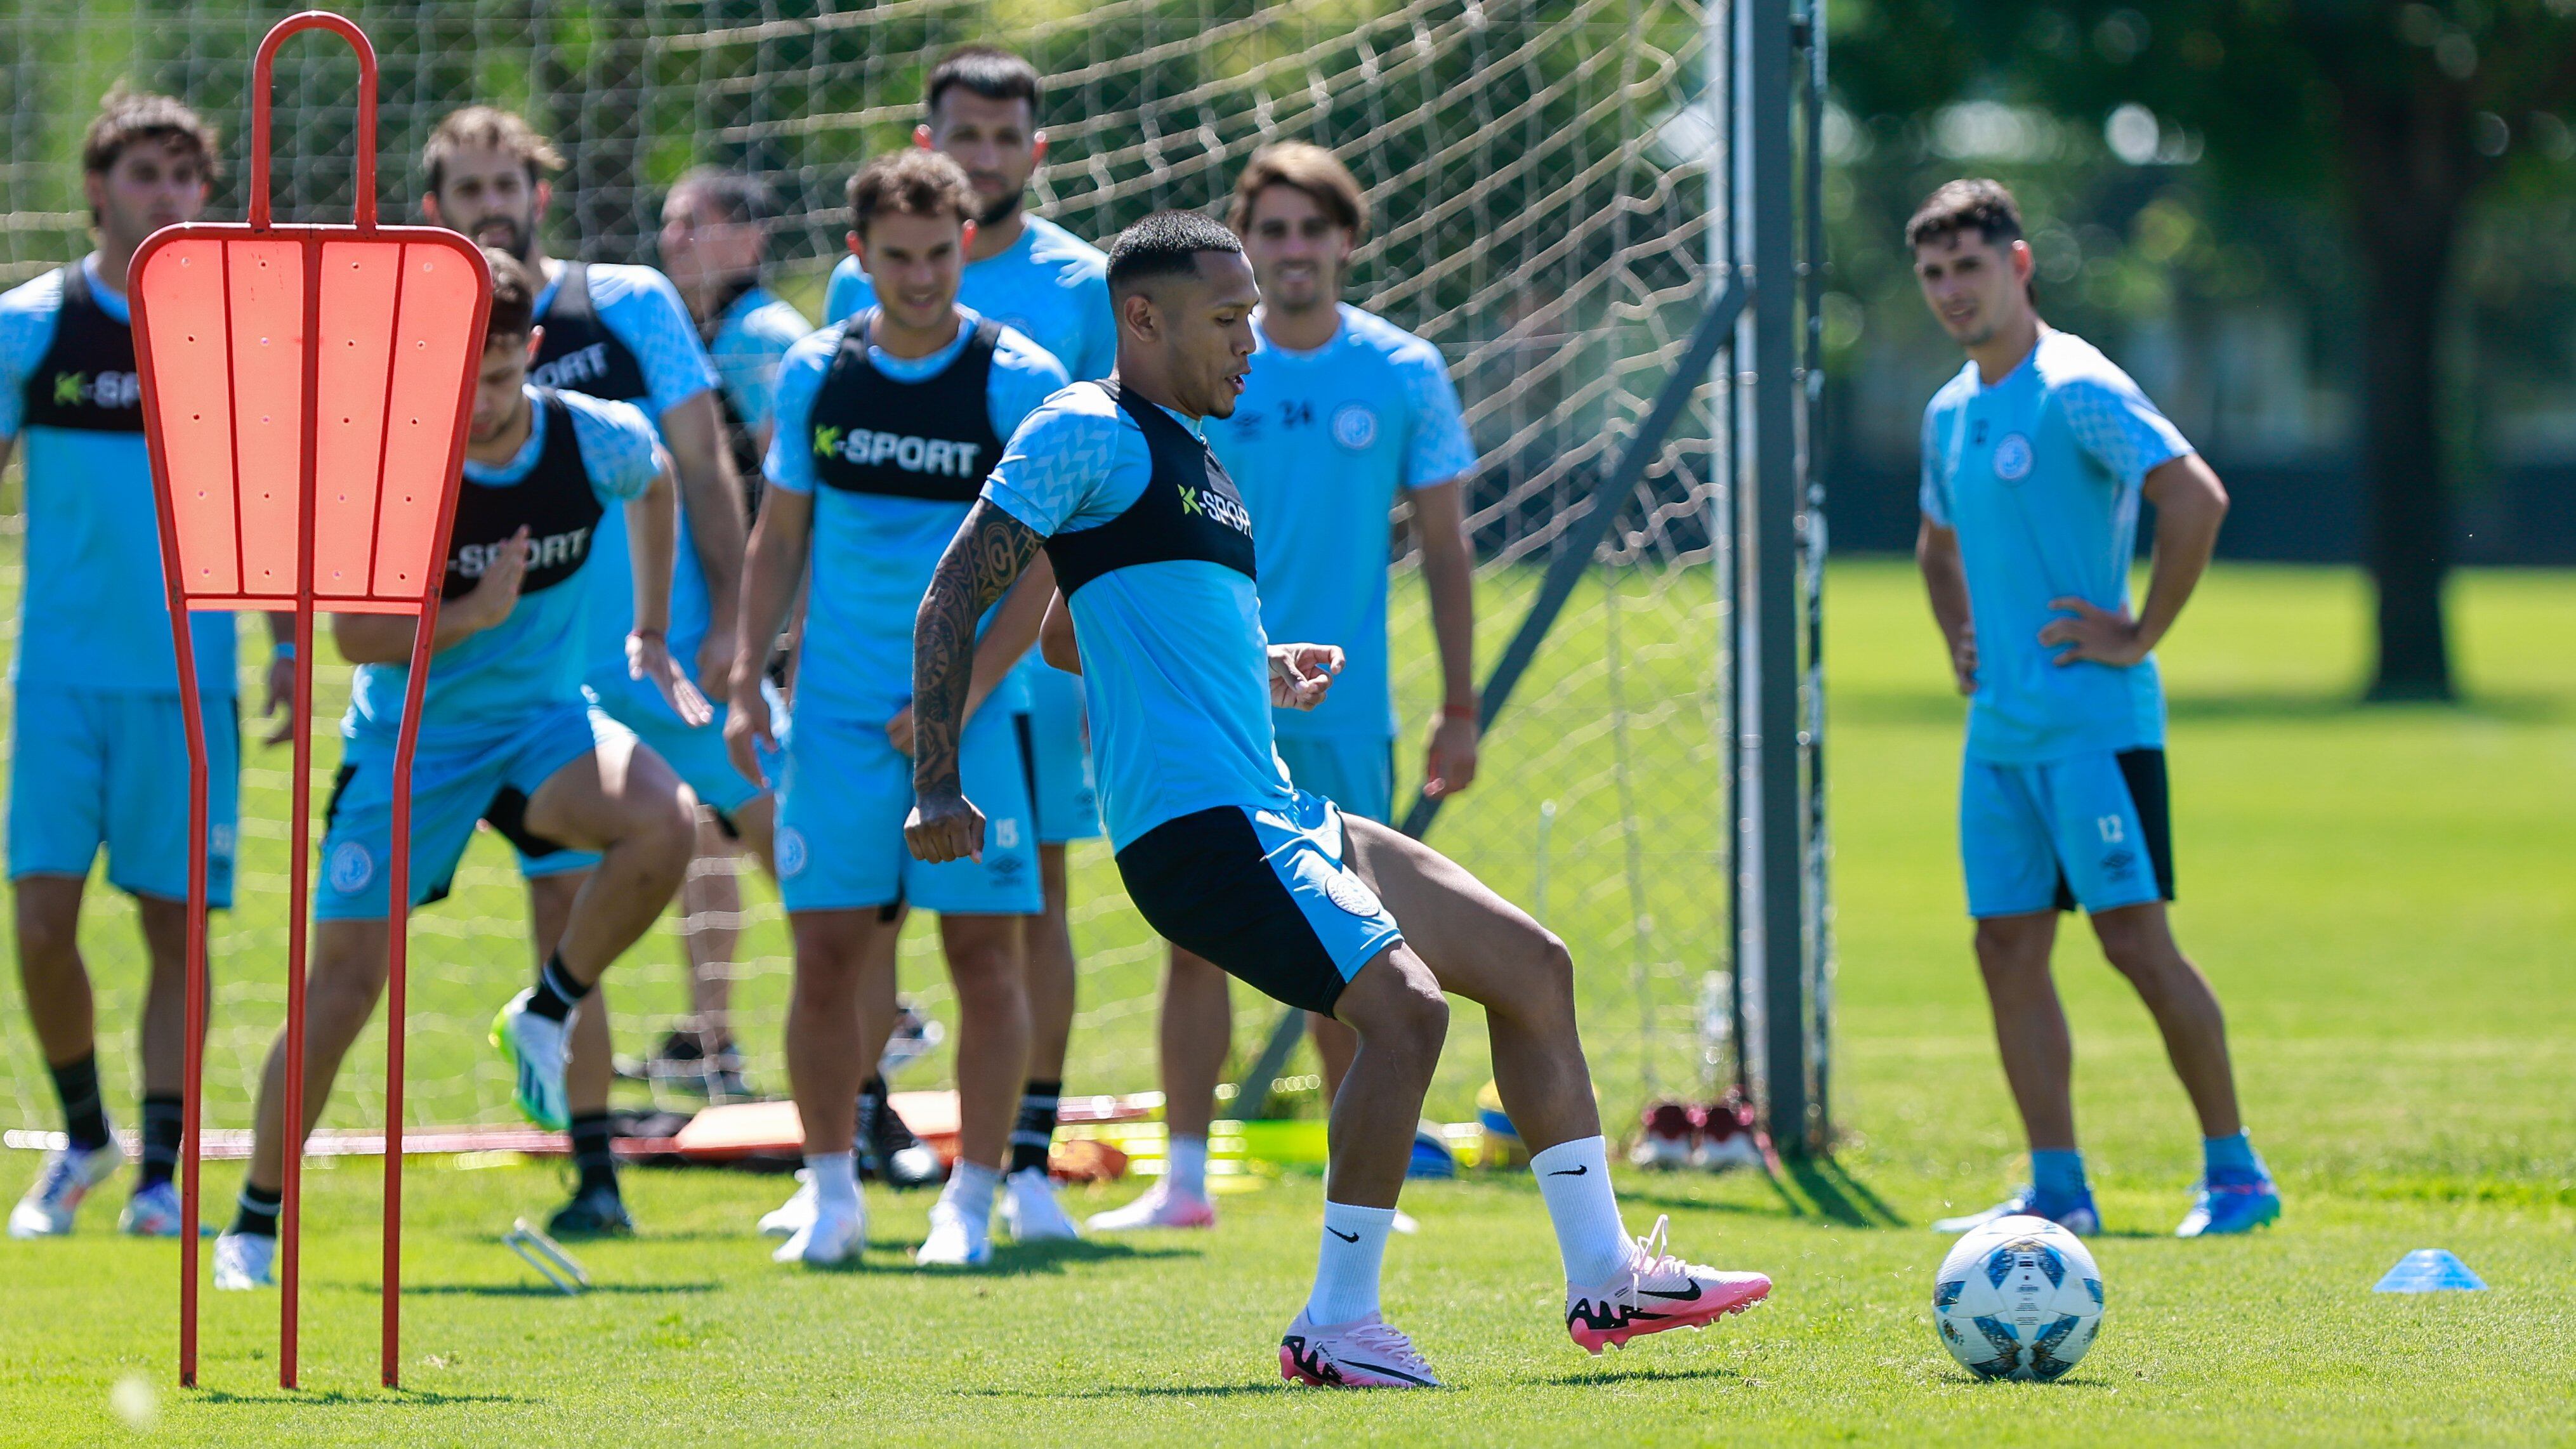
[
  {"xmin": 1305, "ymin": 1201, "xmax": 1396, "ymax": 1326},
  {"xmin": 1166, "ymin": 1134, "xmax": 1210, "ymax": 1200},
  {"xmin": 1529, "ymin": 1136, "xmax": 1632, "ymax": 1284},
  {"xmin": 943, "ymin": 1160, "xmax": 1001, "ymax": 1225},
  {"xmin": 806, "ymin": 1151, "xmax": 858, "ymax": 1210}
]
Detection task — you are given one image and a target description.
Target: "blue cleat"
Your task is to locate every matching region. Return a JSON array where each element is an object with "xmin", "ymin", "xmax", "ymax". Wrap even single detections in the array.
[
  {"xmin": 2176, "ymin": 1172, "xmax": 2280, "ymax": 1237},
  {"xmin": 1932, "ymin": 1186, "xmax": 2099, "ymax": 1237}
]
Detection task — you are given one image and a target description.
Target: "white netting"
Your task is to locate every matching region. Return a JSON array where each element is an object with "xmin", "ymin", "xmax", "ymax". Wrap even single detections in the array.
[{"xmin": 0, "ymin": 0, "xmax": 1737, "ymax": 1133}]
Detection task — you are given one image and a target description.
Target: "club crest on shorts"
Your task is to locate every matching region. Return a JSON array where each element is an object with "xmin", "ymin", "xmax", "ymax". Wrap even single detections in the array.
[
  {"xmin": 1994, "ymin": 432, "xmax": 2034, "ymax": 483},
  {"xmin": 1332, "ymin": 403, "xmax": 1379, "ymax": 451},
  {"xmin": 775, "ymin": 825, "xmax": 808, "ymax": 879},
  {"xmin": 1323, "ymin": 868, "xmax": 1384, "ymax": 919},
  {"xmin": 327, "ymin": 841, "xmax": 373, "ymax": 895}
]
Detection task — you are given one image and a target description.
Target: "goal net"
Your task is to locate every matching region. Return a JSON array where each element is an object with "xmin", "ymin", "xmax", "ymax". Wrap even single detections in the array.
[{"xmin": 0, "ymin": 0, "xmax": 1744, "ymax": 1138}]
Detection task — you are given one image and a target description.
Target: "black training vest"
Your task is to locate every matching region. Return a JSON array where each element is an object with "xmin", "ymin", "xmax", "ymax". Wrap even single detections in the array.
[
  {"xmin": 442, "ymin": 390, "xmax": 607, "ymax": 601},
  {"xmin": 1046, "ymin": 382, "xmax": 1257, "ymax": 596},
  {"xmin": 529, "ymin": 261, "xmax": 652, "ymax": 403},
  {"xmin": 21, "ymin": 263, "xmax": 143, "ymax": 434},
  {"xmin": 806, "ymin": 314, "xmax": 1006, "ymax": 503}
]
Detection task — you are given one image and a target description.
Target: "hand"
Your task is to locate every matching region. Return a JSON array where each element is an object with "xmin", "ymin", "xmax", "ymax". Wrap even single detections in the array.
[
  {"xmin": 723, "ymin": 675, "xmax": 775, "ymax": 788},
  {"xmin": 1268, "ymin": 643, "xmax": 1343, "ymax": 711},
  {"xmin": 885, "ymin": 704, "xmax": 915, "ymax": 757},
  {"xmin": 2039, "ymin": 597, "xmax": 2150, "ymax": 667},
  {"xmin": 905, "ymin": 787, "xmax": 985, "ymax": 863},
  {"xmin": 1948, "ymin": 628, "xmax": 1979, "ymax": 695},
  {"xmin": 453, "ymin": 527, "xmax": 530, "ymax": 634},
  {"xmin": 261, "ymin": 651, "xmax": 296, "ymax": 747},
  {"xmin": 630, "ymin": 630, "xmax": 714, "ymax": 727},
  {"xmin": 1422, "ymin": 711, "xmax": 1480, "ymax": 799}
]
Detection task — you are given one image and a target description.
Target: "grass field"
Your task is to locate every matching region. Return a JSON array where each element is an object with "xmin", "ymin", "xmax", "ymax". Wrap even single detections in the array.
[{"xmin": 2, "ymin": 556, "xmax": 2572, "ymax": 1445}]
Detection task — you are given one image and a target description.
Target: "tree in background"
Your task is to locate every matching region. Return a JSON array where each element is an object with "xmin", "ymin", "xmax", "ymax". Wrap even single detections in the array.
[{"xmin": 1837, "ymin": 0, "xmax": 2576, "ymax": 699}]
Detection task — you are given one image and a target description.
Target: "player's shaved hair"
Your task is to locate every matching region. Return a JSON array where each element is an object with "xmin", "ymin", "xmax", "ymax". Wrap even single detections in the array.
[
  {"xmin": 1106, "ymin": 211, "xmax": 1245, "ymax": 300},
  {"xmin": 1905, "ymin": 177, "xmax": 2024, "ymax": 252},
  {"xmin": 82, "ymin": 88, "xmax": 220, "ymax": 181},
  {"xmin": 1227, "ymin": 141, "xmax": 1369, "ymax": 242},
  {"xmin": 482, "ymin": 246, "xmax": 537, "ymax": 348},
  {"xmin": 424, "ymin": 105, "xmax": 564, "ymax": 196},
  {"xmin": 671, "ymin": 166, "xmax": 775, "ymax": 228},
  {"xmin": 846, "ymin": 149, "xmax": 978, "ymax": 240},
  {"xmin": 924, "ymin": 45, "xmax": 1041, "ymax": 123}
]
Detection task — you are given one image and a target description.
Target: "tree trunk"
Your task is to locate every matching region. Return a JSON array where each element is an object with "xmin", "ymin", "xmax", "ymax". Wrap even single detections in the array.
[{"xmin": 2330, "ymin": 74, "xmax": 2478, "ymax": 702}]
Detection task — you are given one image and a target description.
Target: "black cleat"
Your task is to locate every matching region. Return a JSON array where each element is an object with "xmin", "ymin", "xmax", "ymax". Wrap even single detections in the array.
[
  {"xmin": 859, "ymin": 1090, "xmax": 947, "ymax": 1190},
  {"xmin": 546, "ymin": 1184, "xmax": 635, "ymax": 1238}
]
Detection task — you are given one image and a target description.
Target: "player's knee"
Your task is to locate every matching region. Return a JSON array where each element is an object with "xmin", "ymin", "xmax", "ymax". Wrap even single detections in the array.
[
  {"xmin": 1356, "ymin": 964, "xmax": 1448, "ymax": 1065},
  {"xmin": 1530, "ymin": 930, "xmax": 1577, "ymax": 1010},
  {"xmin": 13, "ymin": 908, "xmax": 77, "ymax": 969}
]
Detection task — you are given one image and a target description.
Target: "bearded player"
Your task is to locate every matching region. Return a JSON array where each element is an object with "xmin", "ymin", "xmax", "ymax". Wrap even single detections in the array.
[
  {"xmin": 3, "ymin": 91, "xmax": 291, "ymax": 1240},
  {"xmin": 908, "ymin": 213, "xmax": 1771, "ymax": 1384},
  {"xmin": 421, "ymin": 106, "xmax": 751, "ymax": 1235},
  {"xmin": 823, "ymin": 44, "xmax": 1114, "ymax": 1226},
  {"xmin": 214, "ymin": 251, "xmax": 702, "ymax": 1288}
]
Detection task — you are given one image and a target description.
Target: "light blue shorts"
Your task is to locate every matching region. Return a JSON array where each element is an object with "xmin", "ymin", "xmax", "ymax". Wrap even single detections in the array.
[
  {"xmin": 1275, "ymin": 733, "xmax": 1396, "ymax": 825},
  {"xmin": 317, "ymin": 703, "xmax": 620, "ymax": 921},
  {"xmin": 772, "ymin": 705, "xmax": 1041, "ymax": 916},
  {"xmin": 585, "ymin": 667, "xmax": 765, "ymax": 816},
  {"xmin": 1961, "ymin": 748, "xmax": 2174, "ymax": 919},
  {"xmin": 8, "ymin": 684, "xmax": 239, "ymax": 907},
  {"xmin": 1022, "ymin": 663, "xmax": 1100, "ymax": 844}
]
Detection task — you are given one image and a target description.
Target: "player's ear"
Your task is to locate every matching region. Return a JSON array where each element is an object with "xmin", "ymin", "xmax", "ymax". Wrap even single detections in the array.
[
  {"xmin": 532, "ymin": 178, "xmax": 553, "ymax": 222},
  {"xmin": 419, "ymin": 191, "xmax": 440, "ymax": 224},
  {"xmin": 1118, "ymin": 290, "xmax": 1157, "ymax": 341},
  {"xmin": 2009, "ymin": 238, "xmax": 2034, "ymax": 286},
  {"xmin": 525, "ymin": 325, "xmax": 544, "ymax": 364},
  {"xmin": 847, "ymin": 230, "xmax": 865, "ymax": 265},
  {"xmin": 914, "ymin": 124, "xmax": 934, "ymax": 151},
  {"xmin": 1031, "ymin": 131, "xmax": 1048, "ymax": 165},
  {"xmin": 81, "ymin": 170, "xmax": 107, "ymax": 221},
  {"xmin": 960, "ymin": 219, "xmax": 977, "ymax": 252}
]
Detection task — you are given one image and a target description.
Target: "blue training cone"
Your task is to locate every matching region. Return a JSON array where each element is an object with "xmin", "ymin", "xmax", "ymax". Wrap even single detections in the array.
[{"xmin": 2374, "ymin": 1249, "xmax": 2487, "ymax": 1292}]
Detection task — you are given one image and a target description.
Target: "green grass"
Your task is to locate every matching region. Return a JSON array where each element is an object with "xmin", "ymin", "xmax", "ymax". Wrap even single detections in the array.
[{"xmin": 3, "ymin": 557, "xmax": 2574, "ymax": 1443}]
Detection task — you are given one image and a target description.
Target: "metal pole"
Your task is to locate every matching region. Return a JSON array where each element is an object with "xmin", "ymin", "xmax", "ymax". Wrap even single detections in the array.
[{"xmin": 1746, "ymin": 0, "xmax": 1810, "ymax": 1155}]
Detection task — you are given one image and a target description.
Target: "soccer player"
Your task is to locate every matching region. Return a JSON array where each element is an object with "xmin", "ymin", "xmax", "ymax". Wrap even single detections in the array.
[
  {"xmin": 726, "ymin": 150, "xmax": 1068, "ymax": 1267},
  {"xmin": 213, "ymin": 250, "xmax": 704, "ymax": 1290},
  {"xmin": 1091, "ymin": 143, "xmax": 1481, "ymax": 1234},
  {"xmin": 1907, "ymin": 179, "xmax": 2278, "ymax": 1238},
  {"xmin": 421, "ymin": 107, "xmax": 751, "ymax": 1233},
  {"xmin": 645, "ymin": 166, "xmax": 812, "ymax": 1097},
  {"xmin": 3, "ymin": 93, "xmax": 292, "ymax": 1240},
  {"xmin": 823, "ymin": 44, "xmax": 1114, "ymax": 1224},
  {"xmin": 908, "ymin": 213, "xmax": 1770, "ymax": 1383}
]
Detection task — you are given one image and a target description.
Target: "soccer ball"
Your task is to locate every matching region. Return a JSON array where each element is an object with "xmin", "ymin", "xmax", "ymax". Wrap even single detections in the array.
[{"xmin": 1931, "ymin": 1216, "xmax": 2105, "ymax": 1381}]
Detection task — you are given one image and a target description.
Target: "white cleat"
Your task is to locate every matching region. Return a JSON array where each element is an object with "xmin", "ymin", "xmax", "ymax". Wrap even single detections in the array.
[
  {"xmin": 772, "ymin": 1192, "xmax": 864, "ymax": 1266},
  {"xmin": 1000, "ymin": 1166, "xmax": 1082, "ymax": 1242},
  {"xmin": 214, "ymin": 1230, "xmax": 276, "ymax": 1290},
  {"xmin": 1084, "ymin": 1181, "xmax": 1216, "ymax": 1233},
  {"xmin": 914, "ymin": 1197, "xmax": 992, "ymax": 1267},
  {"xmin": 490, "ymin": 990, "xmax": 572, "ymax": 1131},
  {"xmin": 1391, "ymin": 1209, "xmax": 1420, "ymax": 1235},
  {"xmin": 1278, "ymin": 1309, "xmax": 1443, "ymax": 1388},
  {"xmin": 9, "ymin": 1138, "xmax": 124, "ymax": 1238},
  {"xmin": 119, "ymin": 1180, "xmax": 190, "ymax": 1237},
  {"xmin": 1563, "ymin": 1215, "xmax": 1771, "ymax": 1355},
  {"xmin": 758, "ymin": 1171, "xmax": 815, "ymax": 1238}
]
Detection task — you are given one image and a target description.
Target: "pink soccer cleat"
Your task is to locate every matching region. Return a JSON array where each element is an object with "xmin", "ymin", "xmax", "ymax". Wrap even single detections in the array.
[
  {"xmin": 1564, "ymin": 1215, "xmax": 1771, "ymax": 1354},
  {"xmin": 1278, "ymin": 1310, "xmax": 1442, "ymax": 1388},
  {"xmin": 1084, "ymin": 1181, "xmax": 1215, "ymax": 1233}
]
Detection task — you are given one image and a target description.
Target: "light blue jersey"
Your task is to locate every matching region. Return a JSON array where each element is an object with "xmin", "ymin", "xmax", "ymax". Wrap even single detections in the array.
[
  {"xmin": 529, "ymin": 260, "xmax": 724, "ymax": 685},
  {"xmin": 0, "ymin": 258, "xmax": 235, "ymax": 693},
  {"xmin": 982, "ymin": 384, "xmax": 1291, "ymax": 850},
  {"xmin": 766, "ymin": 309, "xmax": 1067, "ymax": 726},
  {"xmin": 1209, "ymin": 305, "xmax": 1476, "ymax": 740},
  {"xmin": 827, "ymin": 214, "xmax": 1116, "ymax": 383},
  {"xmin": 708, "ymin": 284, "xmax": 809, "ymax": 438},
  {"xmin": 346, "ymin": 388, "xmax": 662, "ymax": 749},
  {"xmin": 1919, "ymin": 329, "xmax": 2192, "ymax": 764}
]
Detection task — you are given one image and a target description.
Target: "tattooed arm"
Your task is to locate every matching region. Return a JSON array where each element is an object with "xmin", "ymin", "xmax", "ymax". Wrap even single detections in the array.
[{"xmin": 905, "ymin": 500, "xmax": 1048, "ymax": 863}]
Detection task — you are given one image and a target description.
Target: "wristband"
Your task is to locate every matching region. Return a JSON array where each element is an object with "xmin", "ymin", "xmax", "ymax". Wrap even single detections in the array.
[{"xmin": 1441, "ymin": 702, "xmax": 1478, "ymax": 722}]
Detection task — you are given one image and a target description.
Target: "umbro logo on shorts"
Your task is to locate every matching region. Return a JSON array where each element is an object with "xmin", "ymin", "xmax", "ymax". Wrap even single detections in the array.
[{"xmin": 2101, "ymin": 848, "xmax": 2137, "ymax": 876}]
